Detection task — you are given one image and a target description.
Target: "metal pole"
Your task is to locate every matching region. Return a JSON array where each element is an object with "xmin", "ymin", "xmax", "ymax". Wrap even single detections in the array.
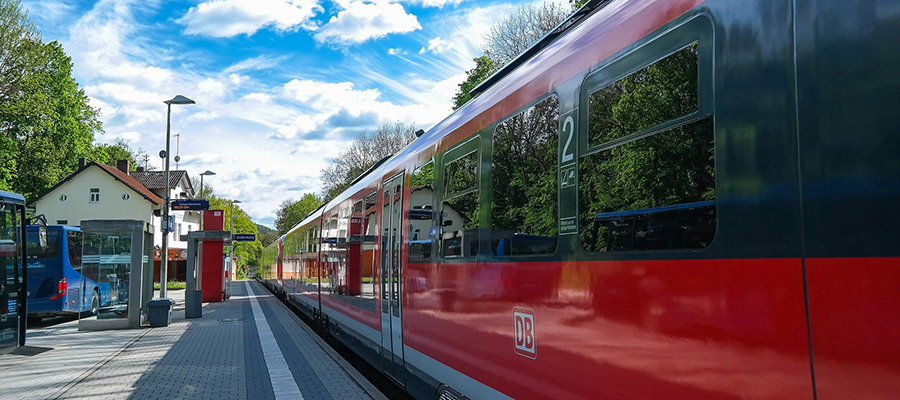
[
  {"xmin": 160, "ymin": 102, "xmax": 171, "ymax": 299},
  {"xmin": 230, "ymin": 200, "xmax": 234, "ymax": 272},
  {"xmin": 199, "ymin": 175, "xmax": 204, "ymax": 231}
]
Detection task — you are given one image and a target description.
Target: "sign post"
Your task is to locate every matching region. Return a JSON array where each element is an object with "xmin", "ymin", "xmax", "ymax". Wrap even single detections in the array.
[
  {"xmin": 232, "ymin": 234, "xmax": 256, "ymax": 242},
  {"xmin": 171, "ymin": 199, "xmax": 210, "ymax": 211}
]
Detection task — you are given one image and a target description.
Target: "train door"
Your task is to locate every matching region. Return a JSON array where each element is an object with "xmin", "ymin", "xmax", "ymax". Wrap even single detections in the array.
[{"xmin": 380, "ymin": 173, "xmax": 406, "ymax": 385}]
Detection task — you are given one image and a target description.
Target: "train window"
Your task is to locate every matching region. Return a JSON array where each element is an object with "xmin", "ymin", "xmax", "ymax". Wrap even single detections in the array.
[
  {"xmin": 361, "ymin": 192, "xmax": 377, "ymax": 299},
  {"xmin": 587, "ymin": 43, "xmax": 699, "ymax": 148},
  {"xmin": 579, "ymin": 118, "xmax": 715, "ymax": 252},
  {"xmin": 579, "ymin": 42, "xmax": 715, "ymax": 253},
  {"xmin": 442, "ymin": 149, "xmax": 480, "ymax": 258},
  {"xmin": 409, "ymin": 161, "xmax": 434, "ymax": 262},
  {"xmin": 444, "ymin": 151, "xmax": 477, "ymax": 196},
  {"xmin": 491, "ymin": 95, "xmax": 559, "ymax": 256}
]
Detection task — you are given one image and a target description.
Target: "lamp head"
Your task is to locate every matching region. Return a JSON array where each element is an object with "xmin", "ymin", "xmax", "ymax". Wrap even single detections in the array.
[
  {"xmin": 233, "ymin": 200, "xmax": 242, "ymax": 204},
  {"xmin": 164, "ymin": 95, "xmax": 196, "ymax": 105},
  {"xmin": 200, "ymin": 170, "xmax": 216, "ymax": 176}
]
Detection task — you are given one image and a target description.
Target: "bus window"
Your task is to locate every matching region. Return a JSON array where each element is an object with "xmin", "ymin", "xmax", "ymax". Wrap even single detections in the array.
[{"xmin": 67, "ymin": 231, "xmax": 83, "ymax": 273}]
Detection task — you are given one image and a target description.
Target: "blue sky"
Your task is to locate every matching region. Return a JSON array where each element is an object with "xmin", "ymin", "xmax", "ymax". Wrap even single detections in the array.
[{"xmin": 21, "ymin": 0, "xmax": 553, "ymax": 227}]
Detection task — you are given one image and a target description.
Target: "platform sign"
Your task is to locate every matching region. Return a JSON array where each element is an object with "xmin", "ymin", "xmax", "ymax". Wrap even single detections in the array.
[
  {"xmin": 171, "ymin": 199, "xmax": 210, "ymax": 210},
  {"xmin": 161, "ymin": 215, "xmax": 175, "ymax": 233},
  {"xmin": 232, "ymin": 234, "xmax": 256, "ymax": 242},
  {"xmin": 513, "ymin": 307, "xmax": 537, "ymax": 359}
]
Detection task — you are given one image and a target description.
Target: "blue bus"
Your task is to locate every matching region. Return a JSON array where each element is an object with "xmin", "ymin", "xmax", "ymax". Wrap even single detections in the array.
[{"xmin": 25, "ymin": 225, "xmax": 111, "ymax": 322}]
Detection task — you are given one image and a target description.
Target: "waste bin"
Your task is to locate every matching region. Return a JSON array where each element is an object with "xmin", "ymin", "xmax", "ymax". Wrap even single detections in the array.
[{"xmin": 147, "ymin": 298, "xmax": 175, "ymax": 327}]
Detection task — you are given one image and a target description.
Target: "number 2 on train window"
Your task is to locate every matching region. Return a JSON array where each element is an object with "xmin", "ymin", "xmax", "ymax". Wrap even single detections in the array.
[{"xmin": 561, "ymin": 113, "xmax": 575, "ymax": 164}]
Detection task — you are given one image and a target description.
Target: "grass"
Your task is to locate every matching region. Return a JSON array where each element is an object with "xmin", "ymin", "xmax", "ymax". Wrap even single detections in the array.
[{"xmin": 153, "ymin": 281, "xmax": 187, "ymax": 290}]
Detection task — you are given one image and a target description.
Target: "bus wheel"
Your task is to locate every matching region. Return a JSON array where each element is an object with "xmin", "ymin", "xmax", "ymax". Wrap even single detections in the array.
[{"xmin": 90, "ymin": 290, "xmax": 100, "ymax": 316}]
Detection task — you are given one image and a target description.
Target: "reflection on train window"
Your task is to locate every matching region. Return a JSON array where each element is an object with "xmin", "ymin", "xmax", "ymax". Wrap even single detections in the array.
[
  {"xmin": 444, "ymin": 151, "xmax": 478, "ymax": 196},
  {"xmin": 587, "ymin": 43, "xmax": 699, "ymax": 147},
  {"xmin": 579, "ymin": 118, "xmax": 715, "ymax": 252},
  {"xmin": 491, "ymin": 95, "xmax": 559, "ymax": 256},
  {"xmin": 442, "ymin": 191, "xmax": 479, "ymax": 258},
  {"xmin": 409, "ymin": 161, "xmax": 434, "ymax": 262},
  {"xmin": 337, "ymin": 193, "xmax": 378, "ymax": 303},
  {"xmin": 442, "ymin": 149, "xmax": 480, "ymax": 258}
]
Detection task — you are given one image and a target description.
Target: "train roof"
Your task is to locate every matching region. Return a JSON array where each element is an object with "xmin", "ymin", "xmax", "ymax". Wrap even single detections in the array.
[
  {"xmin": 272, "ymin": 0, "xmax": 693, "ymax": 246},
  {"xmin": 469, "ymin": 0, "xmax": 611, "ymax": 99},
  {"xmin": 0, "ymin": 190, "xmax": 25, "ymax": 205}
]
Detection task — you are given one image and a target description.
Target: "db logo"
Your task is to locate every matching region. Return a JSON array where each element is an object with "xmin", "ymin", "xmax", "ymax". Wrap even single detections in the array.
[{"xmin": 513, "ymin": 307, "xmax": 536, "ymax": 359}]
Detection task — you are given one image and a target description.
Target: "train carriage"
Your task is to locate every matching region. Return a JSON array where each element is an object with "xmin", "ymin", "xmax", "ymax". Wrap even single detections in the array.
[{"xmin": 261, "ymin": 0, "xmax": 900, "ymax": 398}]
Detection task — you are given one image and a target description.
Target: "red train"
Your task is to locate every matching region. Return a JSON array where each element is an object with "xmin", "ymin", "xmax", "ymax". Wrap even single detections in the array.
[{"xmin": 260, "ymin": 0, "xmax": 900, "ymax": 398}]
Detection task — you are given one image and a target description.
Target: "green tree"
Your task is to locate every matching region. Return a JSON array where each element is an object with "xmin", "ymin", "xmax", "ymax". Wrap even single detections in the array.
[
  {"xmin": 0, "ymin": 40, "xmax": 101, "ymax": 199},
  {"xmin": 90, "ymin": 139, "xmax": 148, "ymax": 170},
  {"xmin": 209, "ymin": 196, "xmax": 263, "ymax": 270},
  {"xmin": 275, "ymin": 193, "xmax": 323, "ymax": 235},
  {"xmin": 257, "ymin": 223, "xmax": 278, "ymax": 247},
  {"xmin": 452, "ymin": 56, "xmax": 496, "ymax": 110},
  {"xmin": 320, "ymin": 121, "xmax": 416, "ymax": 201},
  {"xmin": 451, "ymin": 2, "xmax": 569, "ymax": 110},
  {"xmin": 0, "ymin": 0, "xmax": 40, "ymax": 103}
]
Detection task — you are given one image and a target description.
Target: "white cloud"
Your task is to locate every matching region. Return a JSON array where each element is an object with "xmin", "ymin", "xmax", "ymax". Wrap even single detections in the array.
[
  {"xmin": 405, "ymin": 0, "xmax": 465, "ymax": 8},
  {"xmin": 388, "ymin": 47, "xmax": 406, "ymax": 55},
  {"xmin": 179, "ymin": 0, "xmax": 322, "ymax": 38},
  {"xmin": 418, "ymin": 36, "xmax": 455, "ymax": 54},
  {"xmin": 315, "ymin": 1, "xmax": 421, "ymax": 44},
  {"xmin": 243, "ymin": 93, "xmax": 273, "ymax": 103},
  {"xmin": 284, "ymin": 80, "xmax": 380, "ymax": 110}
]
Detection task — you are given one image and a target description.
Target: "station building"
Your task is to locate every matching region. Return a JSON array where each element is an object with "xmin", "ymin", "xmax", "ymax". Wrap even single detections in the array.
[{"xmin": 29, "ymin": 158, "xmax": 201, "ymax": 282}]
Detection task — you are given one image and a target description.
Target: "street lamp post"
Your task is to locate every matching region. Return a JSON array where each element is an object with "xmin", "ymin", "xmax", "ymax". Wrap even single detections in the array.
[
  {"xmin": 160, "ymin": 95, "xmax": 195, "ymax": 299},
  {"xmin": 199, "ymin": 170, "xmax": 216, "ymax": 200},
  {"xmin": 230, "ymin": 199, "xmax": 241, "ymax": 280}
]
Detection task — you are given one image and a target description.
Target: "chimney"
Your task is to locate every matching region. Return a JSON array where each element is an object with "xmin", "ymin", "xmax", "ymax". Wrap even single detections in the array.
[
  {"xmin": 116, "ymin": 159, "xmax": 129, "ymax": 174},
  {"xmin": 78, "ymin": 158, "xmax": 87, "ymax": 168}
]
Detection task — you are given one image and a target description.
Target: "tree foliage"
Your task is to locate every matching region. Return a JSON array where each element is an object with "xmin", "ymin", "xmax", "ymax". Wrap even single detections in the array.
[
  {"xmin": 275, "ymin": 192, "xmax": 323, "ymax": 235},
  {"xmin": 90, "ymin": 139, "xmax": 148, "ymax": 171},
  {"xmin": 451, "ymin": 56, "xmax": 497, "ymax": 110},
  {"xmin": 0, "ymin": 0, "xmax": 40, "ymax": 103},
  {"xmin": 206, "ymin": 195, "xmax": 263, "ymax": 270},
  {"xmin": 320, "ymin": 121, "xmax": 417, "ymax": 201},
  {"xmin": 577, "ymin": 44, "xmax": 716, "ymax": 251},
  {"xmin": 0, "ymin": 39, "xmax": 102, "ymax": 199},
  {"xmin": 481, "ymin": 1, "xmax": 571, "ymax": 66},
  {"xmin": 451, "ymin": 2, "xmax": 570, "ymax": 110}
]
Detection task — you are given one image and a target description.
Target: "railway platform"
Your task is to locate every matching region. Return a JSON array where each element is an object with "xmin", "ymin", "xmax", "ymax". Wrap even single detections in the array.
[{"xmin": 0, "ymin": 280, "xmax": 387, "ymax": 400}]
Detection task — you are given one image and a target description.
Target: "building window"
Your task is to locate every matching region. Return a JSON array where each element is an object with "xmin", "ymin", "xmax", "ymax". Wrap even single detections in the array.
[
  {"xmin": 122, "ymin": 193, "xmax": 130, "ymax": 201},
  {"xmin": 90, "ymin": 188, "xmax": 100, "ymax": 203},
  {"xmin": 59, "ymin": 194, "xmax": 67, "ymax": 202},
  {"xmin": 57, "ymin": 220, "xmax": 68, "ymax": 225}
]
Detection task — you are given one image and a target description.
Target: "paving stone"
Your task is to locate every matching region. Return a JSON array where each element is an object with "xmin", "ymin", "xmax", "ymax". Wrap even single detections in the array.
[{"xmin": 0, "ymin": 281, "xmax": 387, "ymax": 400}]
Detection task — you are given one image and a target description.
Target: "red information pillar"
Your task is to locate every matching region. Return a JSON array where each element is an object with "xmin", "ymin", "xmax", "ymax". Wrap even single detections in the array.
[{"xmin": 202, "ymin": 210, "xmax": 225, "ymax": 302}]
